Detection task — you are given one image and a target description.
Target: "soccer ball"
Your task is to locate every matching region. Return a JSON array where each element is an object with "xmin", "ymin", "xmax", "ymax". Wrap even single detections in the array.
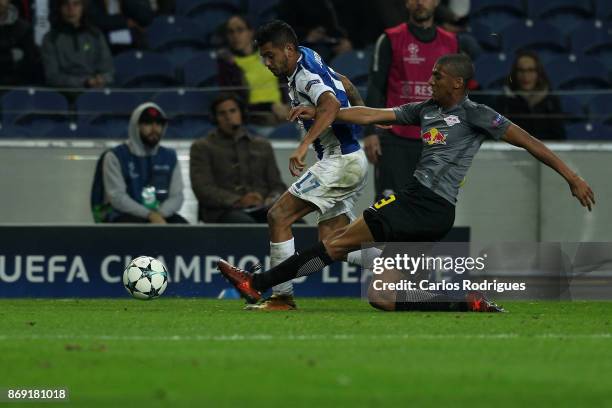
[{"xmin": 123, "ymin": 256, "xmax": 168, "ymax": 300}]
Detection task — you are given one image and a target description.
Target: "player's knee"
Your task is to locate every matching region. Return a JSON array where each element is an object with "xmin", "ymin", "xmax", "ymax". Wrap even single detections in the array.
[
  {"xmin": 267, "ymin": 203, "xmax": 289, "ymax": 229},
  {"xmin": 369, "ymin": 300, "xmax": 396, "ymax": 311}
]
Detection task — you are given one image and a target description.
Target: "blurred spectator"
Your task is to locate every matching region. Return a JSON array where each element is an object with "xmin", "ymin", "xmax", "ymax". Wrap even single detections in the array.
[
  {"xmin": 102, "ymin": 102, "xmax": 187, "ymax": 224},
  {"xmin": 0, "ymin": 0, "xmax": 41, "ymax": 85},
  {"xmin": 277, "ymin": 0, "xmax": 352, "ymax": 60},
  {"xmin": 496, "ymin": 50, "xmax": 565, "ymax": 140},
  {"xmin": 334, "ymin": 0, "xmax": 406, "ymax": 49},
  {"xmin": 218, "ymin": 15, "xmax": 289, "ymax": 126},
  {"xmin": 363, "ymin": 0, "xmax": 460, "ymax": 200},
  {"xmin": 41, "ymin": 0, "xmax": 114, "ymax": 88},
  {"xmin": 87, "ymin": 0, "xmax": 154, "ymax": 53},
  {"xmin": 149, "ymin": 0, "xmax": 174, "ymax": 15},
  {"xmin": 436, "ymin": 0, "xmax": 481, "ymax": 59},
  {"xmin": 190, "ymin": 93, "xmax": 286, "ymax": 224}
]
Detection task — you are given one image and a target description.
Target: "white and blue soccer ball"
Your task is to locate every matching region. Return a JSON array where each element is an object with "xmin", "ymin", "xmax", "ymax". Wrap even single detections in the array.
[{"xmin": 123, "ymin": 256, "xmax": 168, "ymax": 300}]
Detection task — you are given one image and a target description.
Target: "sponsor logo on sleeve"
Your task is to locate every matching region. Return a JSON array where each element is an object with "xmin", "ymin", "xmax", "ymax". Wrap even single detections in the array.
[
  {"xmin": 305, "ymin": 79, "xmax": 321, "ymax": 92},
  {"xmin": 492, "ymin": 113, "xmax": 505, "ymax": 128}
]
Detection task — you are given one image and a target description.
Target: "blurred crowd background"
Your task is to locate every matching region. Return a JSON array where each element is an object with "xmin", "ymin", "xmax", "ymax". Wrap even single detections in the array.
[{"xmin": 1, "ymin": 0, "xmax": 611, "ymax": 140}]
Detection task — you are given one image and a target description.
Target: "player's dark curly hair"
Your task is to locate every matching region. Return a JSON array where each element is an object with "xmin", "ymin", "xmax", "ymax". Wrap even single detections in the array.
[
  {"xmin": 254, "ymin": 20, "xmax": 298, "ymax": 49},
  {"xmin": 436, "ymin": 53, "xmax": 475, "ymax": 88}
]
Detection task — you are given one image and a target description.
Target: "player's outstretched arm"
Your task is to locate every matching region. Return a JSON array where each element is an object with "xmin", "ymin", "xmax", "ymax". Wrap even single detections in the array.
[
  {"xmin": 288, "ymin": 91, "xmax": 341, "ymax": 176},
  {"xmin": 288, "ymin": 105, "xmax": 397, "ymax": 126},
  {"xmin": 502, "ymin": 124, "xmax": 595, "ymax": 211}
]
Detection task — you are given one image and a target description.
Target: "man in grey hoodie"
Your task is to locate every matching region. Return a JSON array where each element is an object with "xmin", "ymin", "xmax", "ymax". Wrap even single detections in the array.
[
  {"xmin": 102, "ymin": 102, "xmax": 187, "ymax": 224},
  {"xmin": 40, "ymin": 0, "xmax": 113, "ymax": 88}
]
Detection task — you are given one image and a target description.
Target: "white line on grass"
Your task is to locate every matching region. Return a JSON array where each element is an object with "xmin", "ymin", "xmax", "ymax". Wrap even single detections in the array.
[{"xmin": 0, "ymin": 333, "xmax": 610, "ymax": 341}]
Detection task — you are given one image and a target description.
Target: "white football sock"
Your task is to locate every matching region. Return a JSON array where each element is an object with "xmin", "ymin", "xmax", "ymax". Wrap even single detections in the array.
[
  {"xmin": 270, "ymin": 238, "xmax": 295, "ymax": 296},
  {"xmin": 347, "ymin": 247, "xmax": 383, "ymax": 268}
]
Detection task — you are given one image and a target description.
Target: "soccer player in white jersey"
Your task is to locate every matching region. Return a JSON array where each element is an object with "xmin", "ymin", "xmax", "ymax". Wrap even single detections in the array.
[{"xmin": 246, "ymin": 20, "xmax": 369, "ymax": 310}]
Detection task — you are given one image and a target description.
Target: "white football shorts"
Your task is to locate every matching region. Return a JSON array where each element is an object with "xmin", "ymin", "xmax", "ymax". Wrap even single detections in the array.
[{"xmin": 289, "ymin": 149, "xmax": 368, "ymax": 223}]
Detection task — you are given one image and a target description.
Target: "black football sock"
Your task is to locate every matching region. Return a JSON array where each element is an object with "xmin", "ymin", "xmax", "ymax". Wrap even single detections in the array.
[
  {"xmin": 252, "ymin": 242, "xmax": 334, "ymax": 292},
  {"xmin": 394, "ymin": 290, "xmax": 469, "ymax": 312}
]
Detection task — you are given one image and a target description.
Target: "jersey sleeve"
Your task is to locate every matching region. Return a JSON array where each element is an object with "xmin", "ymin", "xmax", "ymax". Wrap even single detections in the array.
[
  {"xmin": 468, "ymin": 104, "xmax": 511, "ymax": 140},
  {"xmin": 296, "ymin": 69, "xmax": 335, "ymax": 106},
  {"xmin": 392, "ymin": 101, "xmax": 427, "ymax": 126}
]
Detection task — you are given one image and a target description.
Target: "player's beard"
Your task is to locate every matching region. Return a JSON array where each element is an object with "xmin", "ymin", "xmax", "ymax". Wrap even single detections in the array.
[{"xmin": 411, "ymin": 8, "xmax": 434, "ymax": 23}]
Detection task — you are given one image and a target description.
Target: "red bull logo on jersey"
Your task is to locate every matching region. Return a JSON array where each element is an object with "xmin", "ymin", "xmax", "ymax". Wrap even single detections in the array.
[{"xmin": 421, "ymin": 128, "xmax": 447, "ymax": 145}]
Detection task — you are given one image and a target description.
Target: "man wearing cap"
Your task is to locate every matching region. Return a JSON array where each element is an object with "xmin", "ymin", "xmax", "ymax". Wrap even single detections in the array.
[{"xmin": 102, "ymin": 102, "xmax": 188, "ymax": 224}]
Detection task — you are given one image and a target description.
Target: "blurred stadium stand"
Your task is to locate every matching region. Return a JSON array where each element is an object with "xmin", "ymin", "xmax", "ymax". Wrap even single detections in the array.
[{"xmin": 0, "ymin": 0, "xmax": 610, "ymax": 140}]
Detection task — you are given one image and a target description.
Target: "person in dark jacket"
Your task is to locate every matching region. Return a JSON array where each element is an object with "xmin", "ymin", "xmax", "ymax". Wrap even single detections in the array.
[
  {"xmin": 86, "ymin": 0, "xmax": 153, "ymax": 53},
  {"xmin": 496, "ymin": 50, "xmax": 566, "ymax": 140},
  {"xmin": 40, "ymin": 0, "xmax": 114, "ymax": 88},
  {"xmin": 0, "ymin": 0, "xmax": 40, "ymax": 85}
]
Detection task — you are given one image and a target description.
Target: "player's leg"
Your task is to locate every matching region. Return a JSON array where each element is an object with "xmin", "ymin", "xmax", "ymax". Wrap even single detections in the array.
[{"xmin": 265, "ymin": 191, "xmax": 315, "ymax": 303}]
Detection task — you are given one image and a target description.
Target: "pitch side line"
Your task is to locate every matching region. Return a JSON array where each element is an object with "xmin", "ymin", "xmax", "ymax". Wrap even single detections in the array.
[{"xmin": 0, "ymin": 333, "xmax": 610, "ymax": 341}]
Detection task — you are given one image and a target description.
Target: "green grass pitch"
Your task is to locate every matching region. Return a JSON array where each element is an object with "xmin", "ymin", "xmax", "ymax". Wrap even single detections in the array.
[{"xmin": 1, "ymin": 299, "xmax": 612, "ymax": 407}]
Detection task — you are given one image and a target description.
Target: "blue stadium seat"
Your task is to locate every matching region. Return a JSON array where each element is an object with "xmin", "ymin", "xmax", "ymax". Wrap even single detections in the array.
[
  {"xmin": 587, "ymin": 94, "xmax": 612, "ymax": 124},
  {"xmin": 183, "ymin": 52, "xmax": 218, "ymax": 87},
  {"xmin": 113, "ymin": 51, "xmax": 178, "ymax": 88},
  {"xmin": 75, "ymin": 91, "xmax": 139, "ymax": 126},
  {"xmin": 1, "ymin": 89, "xmax": 70, "ymax": 133},
  {"xmin": 571, "ymin": 21, "xmax": 612, "ymax": 58},
  {"xmin": 152, "ymin": 90, "xmax": 214, "ymax": 138},
  {"xmin": 501, "ymin": 21, "xmax": 568, "ymax": 55},
  {"xmin": 548, "ymin": 55, "xmax": 610, "ymax": 89},
  {"xmin": 469, "ymin": 22, "xmax": 502, "ymax": 51},
  {"xmin": 471, "ymin": 0, "xmax": 524, "ymax": 16},
  {"xmin": 528, "ymin": 0, "xmax": 593, "ymax": 35},
  {"xmin": 248, "ymin": 0, "xmax": 279, "ymax": 24},
  {"xmin": 44, "ymin": 122, "xmax": 81, "ymax": 138},
  {"xmin": 330, "ymin": 49, "xmax": 372, "ymax": 86},
  {"xmin": 176, "ymin": 0, "xmax": 241, "ymax": 17},
  {"xmin": 559, "ymin": 95, "xmax": 586, "ymax": 122},
  {"xmin": 594, "ymin": 0, "xmax": 612, "ymax": 20},
  {"xmin": 188, "ymin": 10, "xmax": 234, "ymax": 43},
  {"xmin": 0, "ymin": 124, "xmax": 32, "ymax": 138},
  {"xmin": 565, "ymin": 122, "xmax": 612, "ymax": 140},
  {"xmin": 268, "ymin": 122, "xmax": 302, "ymax": 140},
  {"xmin": 471, "ymin": 0, "xmax": 525, "ymax": 32},
  {"xmin": 147, "ymin": 15, "xmax": 207, "ymax": 51},
  {"xmin": 473, "ymin": 53, "xmax": 511, "ymax": 89}
]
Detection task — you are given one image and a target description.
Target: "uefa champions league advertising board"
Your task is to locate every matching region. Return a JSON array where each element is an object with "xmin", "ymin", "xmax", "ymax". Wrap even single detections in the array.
[{"xmin": 0, "ymin": 226, "xmax": 469, "ymax": 298}]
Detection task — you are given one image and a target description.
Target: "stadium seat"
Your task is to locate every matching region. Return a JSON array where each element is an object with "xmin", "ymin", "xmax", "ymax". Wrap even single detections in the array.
[
  {"xmin": 501, "ymin": 21, "xmax": 568, "ymax": 55},
  {"xmin": 470, "ymin": 0, "xmax": 525, "ymax": 32},
  {"xmin": 152, "ymin": 90, "xmax": 214, "ymax": 138},
  {"xmin": 587, "ymin": 94, "xmax": 612, "ymax": 124},
  {"xmin": 248, "ymin": 0, "xmax": 279, "ymax": 25},
  {"xmin": 147, "ymin": 15, "xmax": 207, "ymax": 51},
  {"xmin": 473, "ymin": 53, "xmax": 511, "ymax": 89},
  {"xmin": 527, "ymin": 0, "xmax": 593, "ymax": 35},
  {"xmin": 75, "ymin": 91, "xmax": 140, "ymax": 126},
  {"xmin": 594, "ymin": 0, "xmax": 612, "ymax": 20},
  {"xmin": 570, "ymin": 21, "xmax": 612, "ymax": 56},
  {"xmin": 183, "ymin": 52, "xmax": 219, "ymax": 87},
  {"xmin": 113, "ymin": 51, "xmax": 178, "ymax": 88},
  {"xmin": 0, "ymin": 124, "xmax": 32, "ymax": 138},
  {"xmin": 330, "ymin": 49, "xmax": 372, "ymax": 86},
  {"xmin": 560, "ymin": 95, "xmax": 586, "ymax": 123},
  {"xmin": 469, "ymin": 22, "xmax": 502, "ymax": 51},
  {"xmin": 548, "ymin": 55, "xmax": 610, "ymax": 90},
  {"xmin": 176, "ymin": 0, "xmax": 241, "ymax": 17},
  {"xmin": 0, "ymin": 89, "xmax": 70, "ymax": 132},
  {"xmin": 565, "ymin": 122, "xmax": 612, "ymax": 140},
  {"xmin": 268, "ymin": 122, "xmax": 302, "ymax": 140}
]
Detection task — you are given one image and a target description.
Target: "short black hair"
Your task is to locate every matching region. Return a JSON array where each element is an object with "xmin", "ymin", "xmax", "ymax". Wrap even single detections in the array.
[
  {"xmin": 254, "ymin": 20, "xmax": 298, "ymax": 49},
  {"xmin": 436, "ymin": 53, "xmax": 474, "ymax": 86}
]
